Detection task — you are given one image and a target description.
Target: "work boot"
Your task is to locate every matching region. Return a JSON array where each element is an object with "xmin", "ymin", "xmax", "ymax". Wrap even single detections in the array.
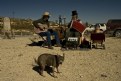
[
  {"xmin": 54, "ymin": 44, "xmax": 62, "ymax": 47},
  {"xmin": 48, "ymin": 45, "xmax": 53, "ymax": 49}
]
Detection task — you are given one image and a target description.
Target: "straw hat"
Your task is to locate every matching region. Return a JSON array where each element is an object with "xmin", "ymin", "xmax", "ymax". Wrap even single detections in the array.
[{"xmin": 43, "ymin": 12, "xmax": 50, "ymax": 16}]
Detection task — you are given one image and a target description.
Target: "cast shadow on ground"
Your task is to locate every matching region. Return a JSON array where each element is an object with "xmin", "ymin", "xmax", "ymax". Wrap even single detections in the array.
[
  {"xmin": 32, "ymin": 65, "xmax": 54, "ymax": 77},
  {"xmin": 27, "ymin": 41, "xmax": 44, "ymax": 46},
  {"xmin": 27, "ymin": 39, "xmax": 56, "ymax": 47}
]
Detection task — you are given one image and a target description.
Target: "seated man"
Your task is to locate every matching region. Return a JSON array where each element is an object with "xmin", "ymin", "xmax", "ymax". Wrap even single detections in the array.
[
  {"xmin": 93, "ymin": 24, "xmax": 103, "ymax": 33},
  {"xmin": 33, "ymin": 12, "xmax": 61, "ymax": 49},
  {"xmin": 66, "ymin": 10, "xmax": 81, "ymax": 39},
  {"xmin": 91, "ymin": 24, "xmax": 105, "ymax": 49},
  {"xmin": 63, "ymin": 10, "xmax": 85, "ymax": 49}
]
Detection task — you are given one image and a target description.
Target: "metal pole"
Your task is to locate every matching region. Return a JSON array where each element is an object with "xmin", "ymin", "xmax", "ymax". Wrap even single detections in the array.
[
  {"xmin": 12, "ymin": 11, "xmax": 15, "ymax": 38},
  {"xmin": 63, "ymin": 16, "xmax": 66, "ymax": 26}
]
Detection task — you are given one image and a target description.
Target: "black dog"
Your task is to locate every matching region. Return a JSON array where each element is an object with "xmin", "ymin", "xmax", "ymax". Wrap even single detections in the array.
[{"xmin": 35, "ymin": 53, "xmax": 65, "ymax": 78}]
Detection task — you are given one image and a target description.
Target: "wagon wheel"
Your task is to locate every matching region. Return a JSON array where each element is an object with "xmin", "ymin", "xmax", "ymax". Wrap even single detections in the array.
[
  {"xmin": 89, "ymin": 42, "xmax": 92, "ymax": 49},
  {"xmin": 102, "ymin": 44, "xmax": 106, "ymax": 49},
  {"xmin": 101, "ymin": 42, "xmax": 105, "ymax": 49},
  {"xmin": 95, "ymin": 43, "xmax": 98, "ymax": 49}
]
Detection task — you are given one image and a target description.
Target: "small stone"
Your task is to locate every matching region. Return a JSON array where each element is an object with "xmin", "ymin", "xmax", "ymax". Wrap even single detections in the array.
[{"xmin": 101, "ymin": 74, "xmax": 107, "ymax": 77}]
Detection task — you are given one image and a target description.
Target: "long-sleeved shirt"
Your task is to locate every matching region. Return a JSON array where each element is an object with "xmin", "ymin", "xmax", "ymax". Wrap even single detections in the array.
[{"xmin": 33, "ymin": 18, "xmax": 50, "ymax": 33}]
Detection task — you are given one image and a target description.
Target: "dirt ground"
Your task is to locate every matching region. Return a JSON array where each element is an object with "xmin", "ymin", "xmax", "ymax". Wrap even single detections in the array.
[{"xmin": 0, "ymin": 36, "xmax": 121, "ymax": 81}]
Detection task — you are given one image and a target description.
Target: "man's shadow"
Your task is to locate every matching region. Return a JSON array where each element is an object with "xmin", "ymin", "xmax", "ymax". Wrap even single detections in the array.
[
  {"xmin": 32, "ymin": 65, "xmax": 53, "ymax": 76},
  {"xmin": 27, "ymin": 41, "xmax": 44, "ymax": 46}
]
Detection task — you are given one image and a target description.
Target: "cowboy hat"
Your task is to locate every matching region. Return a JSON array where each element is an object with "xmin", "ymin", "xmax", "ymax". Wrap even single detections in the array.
[{"xmin": 43, "ymin": 12, "xmax": 50, "ymax": 16}]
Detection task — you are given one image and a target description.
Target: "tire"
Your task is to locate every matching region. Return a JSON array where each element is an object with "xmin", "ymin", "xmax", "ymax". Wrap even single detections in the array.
[{"xmin": 114, "ymin": 30, "xmax": 121, "ymax": 37}]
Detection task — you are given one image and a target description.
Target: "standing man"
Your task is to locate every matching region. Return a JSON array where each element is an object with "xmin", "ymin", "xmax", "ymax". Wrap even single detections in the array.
[
  {"xmin": 33, "ymin": 12, "xmax": 61, "ymax": 49},
  {"xmin": 59, "ymin": 15, "xmax": 62, "ymax": 27}
]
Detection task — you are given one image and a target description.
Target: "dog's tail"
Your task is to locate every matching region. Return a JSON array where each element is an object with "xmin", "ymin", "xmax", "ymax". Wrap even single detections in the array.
[
  {"xmin": 32, "ymin": 57, "xmax": 38, "ymax": 66},
  {"xmin": 34, "ymin": 57, "xmax": 38, "ymax": 64}
]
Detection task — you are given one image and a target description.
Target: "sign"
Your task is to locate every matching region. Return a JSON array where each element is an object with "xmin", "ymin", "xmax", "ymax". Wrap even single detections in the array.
[{"xmin": 68, "ymin": 37, "xmax": 78, "ymax": 41}]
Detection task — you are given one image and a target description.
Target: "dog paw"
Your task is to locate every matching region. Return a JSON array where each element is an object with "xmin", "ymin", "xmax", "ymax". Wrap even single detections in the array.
[
  {"xmin": 53, "ymin": 75, "xmax": 58, "ymax": 78},
  {"xmin": 56, "ymin": 71, "xmax": 61, "ymax": 74},
  {"xmin": 41, "ymin": 75, "xmax": 45, "ymax": 77}
]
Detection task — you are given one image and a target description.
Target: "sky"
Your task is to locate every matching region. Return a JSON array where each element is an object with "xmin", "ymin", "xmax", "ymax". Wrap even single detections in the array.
[{"xmin": 0, "ymin": 0, "xmax": 121, "ymax": 24}]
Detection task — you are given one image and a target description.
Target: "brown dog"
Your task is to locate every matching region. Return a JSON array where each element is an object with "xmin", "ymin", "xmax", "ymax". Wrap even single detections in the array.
[{"xmin": 35, "ymin": 53, "xmax": 65, "ymax": 78}]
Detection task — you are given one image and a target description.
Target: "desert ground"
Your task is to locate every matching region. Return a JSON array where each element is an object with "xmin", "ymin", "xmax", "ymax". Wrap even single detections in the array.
[{"xmin": 0, "ymin": 36, "xmax": 121, "ymax": 81}]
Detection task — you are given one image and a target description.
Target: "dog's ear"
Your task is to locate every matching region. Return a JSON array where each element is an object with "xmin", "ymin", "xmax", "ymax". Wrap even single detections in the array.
[{"xmin": 33, "ymin": 57, "xmax": 38, "ymax": 65}]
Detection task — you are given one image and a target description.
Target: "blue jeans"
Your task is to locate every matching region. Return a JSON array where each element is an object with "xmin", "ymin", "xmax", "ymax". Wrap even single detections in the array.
[{"xmin": 39, "ymin": 31, "xmax": 60, "ymax": 46}]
